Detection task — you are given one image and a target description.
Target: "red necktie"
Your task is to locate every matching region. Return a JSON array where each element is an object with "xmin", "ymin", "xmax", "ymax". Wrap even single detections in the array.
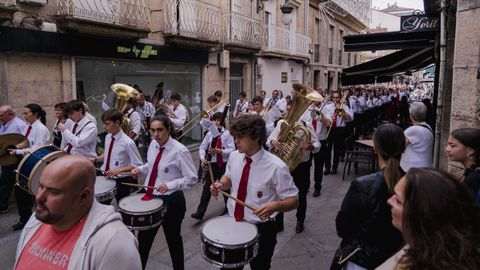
[
  {"xmin": 311, "ymin": 119, "xmax": 317, "ymax": 131},
  {"xmin": 66, "ymin": 123, "xmax": 78, "ymax": 153},
  {"xmin": 215, "ymin": 136, "xmax": 223, "ymax": 167},
  {"xmin": 105, "ymin": 137, "xmax": 115, "ymax": 172},
  {"xmin": 173, "ymin": 106, "xmax": 177, "ymax": 111},
  {"xmin": 142, "ymin": 147, "xmax": 165, "ymax": 201},
  {"xmin": 234, "ymin": 157, "xmax": 252, "ymax": 221},
  {"xmin": 25, "ymin": 125, "xmax": 32, "ymax": 138}
]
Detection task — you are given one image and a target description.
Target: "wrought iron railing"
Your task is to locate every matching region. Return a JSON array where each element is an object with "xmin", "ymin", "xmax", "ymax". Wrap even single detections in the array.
[
  {"xmin": 264, "ymin": 25, "xmax": 311, "ymax": 57},
  {"xmin": 0, "ymin": 0, "xmax": 15, "ymax": 6},
  {"xmin": 224, "ymin": 12, "xmax": 262, "ymax": 48},
  {"xmin": 164, "ymin": 0, "xmax": 223, "ymax": 42},
  {"xmin": 57, "ymin": 0, "xmax": 149, "ymax": 29}
]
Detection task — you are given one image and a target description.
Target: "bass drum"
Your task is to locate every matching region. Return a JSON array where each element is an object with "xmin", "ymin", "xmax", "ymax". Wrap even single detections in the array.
[{"xmin": 16, "ymin": 145, "xmax": 66, "ymax": 195}]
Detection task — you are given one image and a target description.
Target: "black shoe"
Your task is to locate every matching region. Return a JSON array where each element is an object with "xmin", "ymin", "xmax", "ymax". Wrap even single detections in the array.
[
  {"xmin": 313, "ymin": 189, "xmax": 321, "ymax": 197},
  {"xmin": 295, "ymin": 221, "xmax": 304, "ymax": 233},
  {"xmin": 323, "ymin": 169, "xmax": 330, "ymax": 175},
  {"xmin": 12, "ymin": 222, "xmax": 25, "ymax": 231},
  {"xmin": 191, "ymin": 212, "xmax": 203, "ymax": 220},
  {"xmin": 0, "ymin": 208, "xmax": 8, "ymax": 214},
  {"xmin": 331, "ymin": 168, "xmax": 338, "ymax": 175}
]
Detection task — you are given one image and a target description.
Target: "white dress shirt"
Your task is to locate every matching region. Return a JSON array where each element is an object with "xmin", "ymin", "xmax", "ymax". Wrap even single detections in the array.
[
  {"xmin": 136, "ymin": 101, "xmax": 156, "ymax": 122},
  {"xmin": 139, "ymin": 137, "xmax": 197, "ymax": 195},
  {"xmin": 16, "ymin": 120, "xmax": 50, "ymax": 155},
  {"xmin": 101, "ymin": 130, "xmax": 143, "ymax": 177},
  {"xmin": 63, "ymin": 116, "xmax": 98, "ymax": 157},
  {"xmin": 126, "ymin": 109, "xmax": 141, "ymax": 140},
  {"xmin": 233, "ymin": 99, "xmax": 248, "ymax": 117},
  {"xmin": 169, "ymin": 104, "xmax": 188, "ymax": 130},
  {"xmin": 266, "ymin": 120, "xmax": 321, "ymax": 163},
  {"xmin": 0, "ymin": 117, "xmax": 26, "ymax": 135},
  {"xmin": 224, "ymin": 149, "xmax": 299, "ymax": 224},
  {"xmin": 326, "ymin": 103, "xmax": 354, "ymax": 127},
  {"xmin": 300, "ymin": 104, "xmax": 333, "ymax": 141},
  {"xmin": 198, "ymin": 128, "xmax": 235, "ymax": 163}
]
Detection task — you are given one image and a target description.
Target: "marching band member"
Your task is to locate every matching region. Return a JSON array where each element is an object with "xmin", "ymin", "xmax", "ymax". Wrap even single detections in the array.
[
  {"xmin": 325, "ymin": 92, "xmax": 353, "ymax": 175},
  {"xmin": 210, "ymin": 114, "xmax": 298, "ymax": 269},
  {"xmin": 191, "ymin": 112, "xmax": 235, "ymax": 220},
  {"xmin": 267, "ymin": 101, "xmax": 320, "ymax": 233},
  {"xmin": 8, "ymin": 104, "xmax": 50, "ymax": 231},
  {"xmin": 200, "ymin": 95, "xmax": 225, "ymax": 132},
  {"xmin": 251, "ymin": 96, "xmax": 275, "ymax": 136},
  {"xmin": 233, "ymin": 92, "xmax": 249, "ymax": 118},
  {"xmin": 124, "ymin": 98, "xmax": 142, "ymax": 144},
  {"xmin": 168, "ymin": 93, "xmax": 188, "ymax": 139},
  {"xmin": 135, "ymin": 93, "xmax": 155, "ymax": 127},
  {"xmin": 52, "ymin": 102, "xmax": 68, "ymax": 149},
  {"xmin": 131, "ymin": 115, "xmax": 197, "ymax": 269},
  {"xmin": 260, "ymin": 90, "xmax": 269, "ymax": 107},
  {"xmin": 58, "ymin": 100, "xmax": 97, "ymax": 158},
  {"xmin": 301, "ymin": 100, "xmax": 333, "ymax": 197},
  {"xmin": 95, "ymin": 109, "xmax": 143, "ymax": 202},
  {"xmin": 0, "ymin": 105, "xmax": 27, "ymax": 215}
]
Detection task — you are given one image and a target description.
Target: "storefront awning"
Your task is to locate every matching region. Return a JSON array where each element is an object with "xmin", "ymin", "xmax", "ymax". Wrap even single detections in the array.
[
  {"xmin": 341, "ymin": 47, "xmax": 435, "ymax": 85},
  {"xmin": 344, "ymin": 31, "xmax": 436, "ymax": 52}
]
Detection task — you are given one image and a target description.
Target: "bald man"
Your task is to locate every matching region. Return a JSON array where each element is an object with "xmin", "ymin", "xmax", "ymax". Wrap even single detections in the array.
[
  {"xmin": 0, "ymin": 105, "xmax": 27, "ymax": 214},
  {"xmin": 14, "ymin": 155, "xmax": 141, "ymax": 270}
]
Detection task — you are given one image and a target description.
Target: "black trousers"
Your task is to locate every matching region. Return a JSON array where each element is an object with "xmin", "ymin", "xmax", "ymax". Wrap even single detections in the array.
[
  {"xmin": 292, "ymin": 161, "xmax": 310, "ymax": 222},
  {"xmin": 326, "ymin": 127, "xmax": 346, "ymax": 170},
  {"xmin": 14, "ymin": 185, "xmax": 34, "ymax": 224},
  {"xmin": 0, "ymin": 164, "xmax": 17, "ymax": 211},
  {"xmin": 312, "ymin": 140, "xmax": 329, "ymax": 191},
  {"xmin": 222, "ymin": 220, "xmax": 278, "ymax": 270},
  {"xmin": 114, "ymin": 176, "xmax": 136, "ymax": 203},
  {"xmin": 194, "ymin": 163, "xmax": 227, "ymax": 217},
  {"xmin": 138, "ymin": 191, "xmax": 186, "ymax": 270}
]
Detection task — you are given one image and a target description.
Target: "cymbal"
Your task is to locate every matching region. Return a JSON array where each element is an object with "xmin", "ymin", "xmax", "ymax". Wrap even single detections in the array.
[{"xmin": 0, "ymin": 133, "xmax": 27, "ymax": 166}]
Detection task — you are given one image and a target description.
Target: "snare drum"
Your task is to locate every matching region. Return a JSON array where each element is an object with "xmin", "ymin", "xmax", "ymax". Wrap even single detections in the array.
[
  {"xmin": 94, "ymin": 176, "xmax": 116, "ymax": 204},
  {"xmin": 201, "ymin": 216, "xmax": 259, "ymax": 268},
  {"xmin": 16, "ymin": 145, "xmax": 66, "ymax": 195},
  {"xmin": 118, "ymin": 194, "xmax": 166, "ymax": 231}
]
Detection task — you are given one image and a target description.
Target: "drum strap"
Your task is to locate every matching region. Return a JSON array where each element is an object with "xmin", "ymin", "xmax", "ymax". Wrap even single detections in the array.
[{"xmin": 75, "ymin": 121, "xmax": 93, "ymax": 137}]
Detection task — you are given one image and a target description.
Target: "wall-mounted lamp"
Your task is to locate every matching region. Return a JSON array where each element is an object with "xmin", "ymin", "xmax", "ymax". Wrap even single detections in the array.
[
  {"xmin": 257, "ymin": 0, "xmax": 268, "ymax": 13},
  {"xmin": 280, "ymin": 1, "xmax": 295, "ymax": 25}
]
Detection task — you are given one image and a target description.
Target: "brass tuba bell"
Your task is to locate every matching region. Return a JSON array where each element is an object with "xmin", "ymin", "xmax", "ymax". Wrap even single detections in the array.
[
  {"xmin": 111, "ymin": 83, "xmax": 139, "ymax": 134},
  {"xmin": 272, "ymin": 83, "xmax": 322, "ymax": 171}
]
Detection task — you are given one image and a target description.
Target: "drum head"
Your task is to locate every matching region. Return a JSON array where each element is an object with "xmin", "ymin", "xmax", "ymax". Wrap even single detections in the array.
[
  {"xmin": 119, "ymin": 194, "xmax": 164, "ymax": 212},
  {"xmin": 202, "ymin": 216, "xmax": 258, "ymax": 245},
  {"xmin": 29, "ymin": 150, "xmax": 66, "ymax": 195},
  {"xmin": 94, "ymin": 176, "xmax": 116, "ymax": 195}
]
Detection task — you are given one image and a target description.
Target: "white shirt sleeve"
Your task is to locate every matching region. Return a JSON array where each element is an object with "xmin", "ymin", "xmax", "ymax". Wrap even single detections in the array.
[
  {"xmin": 130, "ymin": 111, "xmax": 141, "ymax": 136},
  {"xmin": 63, "ymin": 122, "xmax": 97, "ymax": 149},
  {"xmin": 165, "ymin": 149, "xmax": 198, "ymax": 191},
  {"xmin": 199, "ymin": 132, "xmax": 211, "ymax": 160}
]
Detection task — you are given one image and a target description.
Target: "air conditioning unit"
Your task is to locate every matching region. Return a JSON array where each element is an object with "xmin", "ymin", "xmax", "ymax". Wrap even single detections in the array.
[
  {"xmin": 19, "ymin": 0, "xmax": 47, "ymax": 5},
  {"xmin": 219, "ymin": 50, "xmax": 230, "ymax": 69}
]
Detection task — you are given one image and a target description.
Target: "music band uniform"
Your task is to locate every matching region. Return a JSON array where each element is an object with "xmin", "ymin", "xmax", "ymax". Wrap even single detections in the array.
[
  {"xmin": 136, "ymin": 137, "xmax": 197, "ymax": 269},
  {"xmin": 325, "ymin": 102, "xmax": 353, "ymax": 174},
  {"xmin": 63, "ymin": 116, "xmax": 97, "ymax": 158}
]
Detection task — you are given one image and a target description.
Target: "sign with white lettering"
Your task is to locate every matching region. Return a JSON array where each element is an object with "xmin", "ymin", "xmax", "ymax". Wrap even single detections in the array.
[{"xmin": 400, "ymin": 15, "xmax": 439, "ymax": 32}]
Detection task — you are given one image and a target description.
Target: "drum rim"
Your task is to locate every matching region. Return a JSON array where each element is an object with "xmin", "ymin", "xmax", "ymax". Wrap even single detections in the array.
[
  {"xmin": 200, "ymin": 240, "xmax": 259, "ymax": 268},
  {"xmin": 15, "ymin": 144, "xmax": 62, "ymax": 194},
  {"xmin": 28, "ymin": 150, "xmax": 66, "ymax": 195},
  {"xmin": 201, "ymin": 216, "xmax": 259, "ymax": 246},
  {"xmin": 123, "ymin": 218, "xmax": 164, "ymax": 231},
  {"xmin": 118, "ymin": 196, "xmax": 165, "ymax": 215},
  {"xmin": 200, "ymin": 231, "xmax": 259, "ymax": 250}
]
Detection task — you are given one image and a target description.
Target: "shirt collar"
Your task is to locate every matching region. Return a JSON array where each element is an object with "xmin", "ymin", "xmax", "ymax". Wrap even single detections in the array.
[
  {"xmin": 112, "ymin": 130, "xmax": 124, "ymax": 140},
  {"xmin": 31, "ymin": 119, "xmax": 42, "ymax": 127},
  {"xmin": 155, "ymin": 136, "xmax": 174, "ymax": 151},
  {"xmin": 244, "ymin": 147, "xmax": 264, "ymax": 164},
  {"xmin": 77, "ymin": 115, "xmax": 88, "ymax": 126}
]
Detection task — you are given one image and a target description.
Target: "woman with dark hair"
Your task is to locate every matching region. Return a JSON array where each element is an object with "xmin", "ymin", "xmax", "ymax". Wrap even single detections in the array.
[
  {"xmin": 131, "ymin": 114, "xmax": 197, "ymax": 269},
  {"xmin": 380, "ymin": 168, "xmax": 480, "ymax": 270},
  {"xmin": 333, "ymin": 123, "xmax": 405, "ymax": 270},
  {"xmin": 446, "ymin": 128, "xmax": 480, "ymax": 197},
  {"xmin": 52, "ymin": 102, "xmax": 68, "ymax": 148},
  {"xmin": 7, "ymin": 103, "xmax": 50, "ymax": 231}
]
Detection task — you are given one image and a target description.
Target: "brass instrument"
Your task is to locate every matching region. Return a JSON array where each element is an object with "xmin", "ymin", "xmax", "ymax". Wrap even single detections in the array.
[
  {"xmin": 176, "ymin": 99, "xmax": 228, "ymax": 140},
  {"xmin": 261, "ymin": 97, "xmax": 278, "ymax": 120},
  {"xmin": 272, "ymin": 83, "xmax": 322, "ymax": 171},
  {"xmin": 335, "ymin": 90, "xmax": 349, "ymax": 117},
  {"xmin": 111, "ymin": 83, "xmax": 139, "ymax": 134},
  {"xmin": 309, "ymin": 94, "xmax": 332, "ymax": 118},
  {"xmin": 234, "ymin": 100, "xmax": 246, "ymax": 118},
  {"xmin": 158, "ymin": 98, "xmax": 177, "ymax": 119}
]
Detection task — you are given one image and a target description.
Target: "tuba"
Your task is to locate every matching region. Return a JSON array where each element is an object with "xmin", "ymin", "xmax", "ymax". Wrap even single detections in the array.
[
  {"xmin": 272, "ymin": 83, "xmax": 322, "ymax": 171},
  {"xmin": 111, "ymin": 83, "xmax": 139, "ymax": 134}
]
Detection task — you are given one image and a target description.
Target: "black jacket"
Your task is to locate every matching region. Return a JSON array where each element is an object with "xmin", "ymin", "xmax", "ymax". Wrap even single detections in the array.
[{"xmin": 335, "ymin": 171, "xmax": 404, "ymax": 269}]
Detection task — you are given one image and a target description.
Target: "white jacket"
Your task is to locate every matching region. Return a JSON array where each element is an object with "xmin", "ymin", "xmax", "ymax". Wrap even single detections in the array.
[{"xmin": 15, "ymin": 201, "xmax": 141, "ymax": 270}]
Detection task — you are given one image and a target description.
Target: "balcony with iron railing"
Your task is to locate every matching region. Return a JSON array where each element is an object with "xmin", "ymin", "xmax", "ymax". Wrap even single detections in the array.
[
  {"xmin": 164, "ymin": 0, "xmax": 223, "ymax": 44},
  {"xmin": 263, "ymin": 25, "xmax": 311, "ymax": 58},
  {"xmin": 57, "ymin": 0, "xmax": 150, "ymax": 38},
  {"xmin": 0, "ymin": 0, "xmax": 16, "ymax": 21},
  {"xmin": 223, "ymin": 12, "xmax": 262, "ymax": 49}
]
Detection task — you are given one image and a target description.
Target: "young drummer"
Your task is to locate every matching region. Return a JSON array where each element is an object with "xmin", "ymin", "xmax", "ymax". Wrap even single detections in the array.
[
  {"xmin": 191, "ymin": 112, "xmax": 235, "ymax": 220},
  {"xmin": 95, "ymin": 109, "xmax": 143, "ymax": 202},
  {"xmin": 210, "ymin": 114, "xmax": 298, "ymax": 269}
]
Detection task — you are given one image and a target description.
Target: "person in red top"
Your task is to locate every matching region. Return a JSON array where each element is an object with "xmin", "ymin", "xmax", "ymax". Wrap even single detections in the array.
[{"xmin": 14, "ymin": 155, "xmax": 141, "ymax": 270}]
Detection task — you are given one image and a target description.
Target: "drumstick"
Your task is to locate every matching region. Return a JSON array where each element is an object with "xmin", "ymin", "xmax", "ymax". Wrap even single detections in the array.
[
  {"xmin": 217, "ymin": 189, "xmax": 256, "ymax": 212},
  {"xmin": 121, "ymin": 182, "xmax": 156, "ymax": 190}
]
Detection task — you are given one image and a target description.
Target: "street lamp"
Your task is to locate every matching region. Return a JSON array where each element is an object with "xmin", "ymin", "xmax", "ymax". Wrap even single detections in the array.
[{"xmin": 280, "ymin": 1, "xmax": 295, "ymax": 25}]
